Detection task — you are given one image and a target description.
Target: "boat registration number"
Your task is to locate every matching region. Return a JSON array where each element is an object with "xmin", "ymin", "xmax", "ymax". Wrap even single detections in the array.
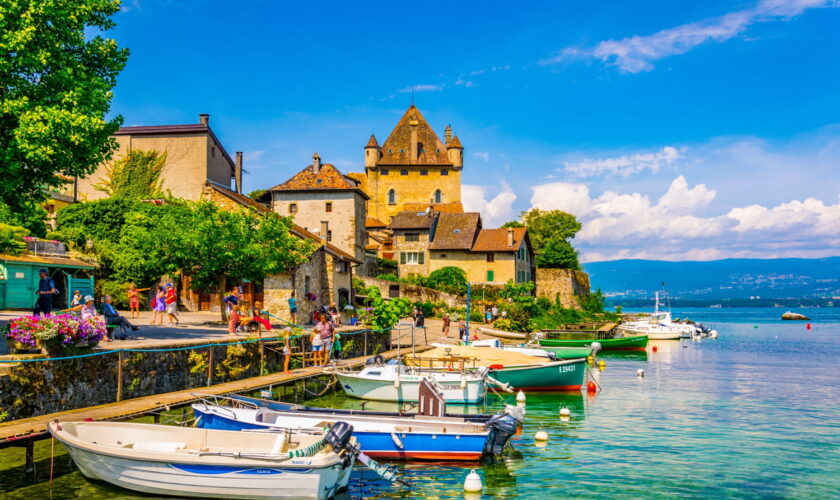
[
  {"xmin": 439, "ymin": 384, "xmax": 464, "ymax": 390},
  {"xmin": 558, "ymin": 365, "xmax": 577, "ymax": 373}
]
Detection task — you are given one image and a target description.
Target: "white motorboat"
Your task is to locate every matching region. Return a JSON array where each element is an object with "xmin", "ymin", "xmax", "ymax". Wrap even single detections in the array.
[
  {"xmin": 618, "ymin": 292, "xmax": 692, "ymax": 340},
  {"xmin": 48, "ymin": 420, "xmax": 356, "ymax": 499},
  {"xmin": 335, "ymin": 360, "xmax": 487, "ymax": 404}
]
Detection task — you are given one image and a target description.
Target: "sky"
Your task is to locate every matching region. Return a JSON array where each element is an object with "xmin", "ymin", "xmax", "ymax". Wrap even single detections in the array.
[{"xmin": 106, "ymin": 0, "xmax": 840, "ymax": 262}]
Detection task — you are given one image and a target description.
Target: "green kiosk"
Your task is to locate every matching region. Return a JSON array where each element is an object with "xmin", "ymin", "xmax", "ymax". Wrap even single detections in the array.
[{"xmin": 0, "ymin": 253, "xmax": 94, "ymax": 311}]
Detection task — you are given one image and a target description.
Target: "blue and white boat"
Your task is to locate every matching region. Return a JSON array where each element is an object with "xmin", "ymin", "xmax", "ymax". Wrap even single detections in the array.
[
  {"xmin": 48, "ymin": 420, "xmax": 357, "ymax": 499},
  {"xmin": 192, "ymin": 396, "xmax": 521, "ymax": 461}
]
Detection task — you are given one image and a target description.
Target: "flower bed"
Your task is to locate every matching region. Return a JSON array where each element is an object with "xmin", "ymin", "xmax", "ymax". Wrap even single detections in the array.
[{"xmin": 5, "ymin": 314, "xmax": 106, "ymax": 355}]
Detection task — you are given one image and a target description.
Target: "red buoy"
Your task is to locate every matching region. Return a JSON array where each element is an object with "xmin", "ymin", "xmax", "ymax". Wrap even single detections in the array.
[
  {"xmin": 587, "ymin": 381, "xmax": 597, "ymax": 393},
  {"xmin": 652, "ymin": 346, "xmax": 658, "ymax": 352},
  {"xmin": 807, "ymin": 323, "xmax": 811, "ymax": 330}
]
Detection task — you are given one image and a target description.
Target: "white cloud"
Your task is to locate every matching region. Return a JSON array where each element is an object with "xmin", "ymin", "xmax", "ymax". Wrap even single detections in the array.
[
  {"xmin": 455, "ymin": 78, "xmax": 475, "ymax": 87},
  {"xmin": 463, "ymin": 184, "xmax": 518, "ymax": 227},
  {"xmin": 528, "ymin": 175, "xmax": 840, "ymax": 261},
  {"xmin": 473, "ymin": 152, "xmax": 490, "ymax": 162},
  {"xmin": 545, "ymin": 0, "xmax": 836, "ymax": 73},
  {"xmin": 562, "ymin": 146, "xmax": 683, "ymax": 178},
  {"xmin": 398, "ymin": 84, "xmax": 442, "ymax": 93}
]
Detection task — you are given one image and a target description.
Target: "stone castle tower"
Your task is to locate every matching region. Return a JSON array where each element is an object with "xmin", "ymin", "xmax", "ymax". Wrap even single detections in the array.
[{"xmin": 349, "ymin": 105, "xmax": 464, "ymax": 222}]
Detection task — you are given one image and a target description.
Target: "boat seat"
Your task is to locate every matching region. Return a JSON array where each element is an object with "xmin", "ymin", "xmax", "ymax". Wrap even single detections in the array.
[
  {"xmin": 255, "ymin": 408, "xmax": 280, "ymax": 424},
  {"xmin": 131, "ymin": 441, "xmax": 187, "ymax": 453}
]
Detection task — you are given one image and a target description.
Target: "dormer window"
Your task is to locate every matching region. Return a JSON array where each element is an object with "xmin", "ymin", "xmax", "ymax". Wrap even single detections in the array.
[{"xmin": 316, "ymin": 179, "xmax": 322, "ymax": 185}]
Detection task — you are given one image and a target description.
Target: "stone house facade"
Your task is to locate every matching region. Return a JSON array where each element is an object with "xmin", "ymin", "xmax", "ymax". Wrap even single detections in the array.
[
  {"xmin": 348, "ymin": 105, "xmax": 464, "ymax": 224},
  {"xmin": 260, "ymin": 154, "xmax": 368, "ymax": 267},
  {"xmin": 65, "ymin": 114, "xmax": 243, "ymax": 202},
  {"xmin": 388, "ymin": 210, "xmax": 437, "ymax": 277}
]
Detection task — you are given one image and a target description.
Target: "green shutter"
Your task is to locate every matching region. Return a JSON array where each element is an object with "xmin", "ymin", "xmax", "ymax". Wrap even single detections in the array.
[
  {"xmin": 400, "ymin": 252, "xmax": 406, "ymax": 264},
  {"xmin": 419, "ymin": 253, "xmax": 424, "ymax": 264},
  {"xmin": 487, "ymin": 270, "xmax": 494, "ymax": 282}
]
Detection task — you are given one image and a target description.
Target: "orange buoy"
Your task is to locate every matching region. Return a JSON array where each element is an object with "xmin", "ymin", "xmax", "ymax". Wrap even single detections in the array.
[
  {"xmin": 587, "ymin": 381, "xmax": 597, "ymax": 393},
  {"xmin": 652, "ymin": 346, "xmax": 658, "ymax": 352}
]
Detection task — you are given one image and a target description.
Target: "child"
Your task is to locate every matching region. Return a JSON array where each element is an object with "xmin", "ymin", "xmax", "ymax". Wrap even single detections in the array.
[
  {"xmin": 283, "ymin": 331, "xmax": 292, "ymax": 374},
  {"xmin": 442, "ymin": 313, "xmax": 451, "ymax": 337},
  {"xmin": 228, "ymin": 304, "xmax": 241, "ymax": 336},
  {"xmin": 127, "ymin": 284, "xmax": 150, "ymax": 319}
]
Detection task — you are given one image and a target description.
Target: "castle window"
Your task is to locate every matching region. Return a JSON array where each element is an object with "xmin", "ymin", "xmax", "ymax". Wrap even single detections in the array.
[
  {"xmin": 440, "ymin": 254, "xmax": 447, "ymax": 258},
  {"xmin": 418, "ymin": 143, "xmax": 425, "ymax": 154},
  {"xmin": 433, "ymin": 189, "xmax": 442, "ymax": 203},
  {"xmin": 487, "ymin": 253, "xmax": 495, "ymax": 263},
  {"xmin": 381, "ymin": 169, "xmax": 389, "ymax": 175},
  {"xmin": 400, "ymin": 149, "xmax": 404, "ymax": 153},
  {"xmin": 436, "ymin": 149, "xmax": 440, "ymax": 153},
  {"xmin": 405, "ymin": 233, "xmax": 419, "ymax": 242},
  {"xmin": 400, "ymin": 169, "xmax": 408, "ymax": 176},
  {"xmin": 441, "ymin": 170, "xmax": 449, "ymax": 176},
  {"xmin": 316, "ymin": 179, "xmax": 322, "ymax": 185},
  {"xmin": 325, "ymin": 202, "xmax": 333, "ymax": 212},
  {"xmin": 387, "ymin": 189, "xmax": 396, "ymax": 205},
  {"xmin": 327, "ymin": 230, "xmax": 333, "ymax": 242},
  {"xmin": 388, "ymin": 149, "xmax": 393, "ymax": 153},
  {"xmin": 212, "ymin": 146, "xmax": 216, "ymax": 158},
  {"xmin": 289, "ymin": 203, "xmax": 298, "ymax": 214},
  {"xmin": 304, "ymin": 275, "xmax": 311, "ymax": 295},
  {"xmin": 420, "ymin": 170, "xmax": 428, "ymax": 176}
]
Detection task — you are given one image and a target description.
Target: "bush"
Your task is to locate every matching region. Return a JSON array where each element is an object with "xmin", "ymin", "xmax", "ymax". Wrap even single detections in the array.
[
  {"xmin": 579, "ymin": 289, "xmax": 606, "ymax": 313},
  {"xmin": 535, "ymin": 296, "xmax": 552, "ymax": 312},
  {"xmin": 536, "ymin": 237, "xmax": 580, "ymax": 270},
  {"xmin": 376, "ymin": 273, "xmax": 399, "ymax": 282},
  {"xmin": 98, "ymin": 280, "xmax": 130, "ymax": 309},
  {"xmin": 376, "ymin": 257, "xmax": 398, "ymax": 272},
  {"xmin": 352, "ymin": 277, "xmax": 366, "ymax": 294},
  {"xmin": 0, "ymin": 223, "xmax": 29, "ymax": 255},
  {"xmin": 402, "ymin": 273, "xmax": 428, "ymax": 287},
  {"xmin": 426, "ymin": 266, "xmax": 468, "ymax": 296},
  {"xmin": 493, "ymin": 318, "xmax": 515, "ymax": 332}
]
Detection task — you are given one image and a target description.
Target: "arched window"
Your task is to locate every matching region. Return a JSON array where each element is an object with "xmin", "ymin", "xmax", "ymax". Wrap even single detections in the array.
[
  {"xmin": 433, "ymin": 189, "xmax": 442, "ymax": 204},
  {"xmin": 387, "ymin": 189, "xmax": 396, "ymax": 205}
]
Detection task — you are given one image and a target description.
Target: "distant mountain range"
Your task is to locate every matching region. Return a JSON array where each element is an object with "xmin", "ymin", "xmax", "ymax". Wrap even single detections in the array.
[{"xmin": 584, "ymin": 257, "xmax": 840, "ymax": 304}]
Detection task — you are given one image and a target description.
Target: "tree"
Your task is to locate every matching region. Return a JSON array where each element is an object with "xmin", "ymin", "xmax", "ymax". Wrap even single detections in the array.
[
  {"xmin": 247, "ymin": 189, "xmax": 268, "ymax": 201},
  {"xmin": 0, "ymin": 200, "xmax": 47, "ymax": 236},
  {"xmin": 362, "ymin": 286, "xmax": 413, "ymax": 331},
  {"xmin": 536, "ymin": 238, "xmax": 580, "ymax": 270},
  {"xmin": 0, "ymin": 223, "xmax": 29, "ymax": 255},
  {"xmin": 426, "ymin": 266, "xmax": 468, "ymax": 296},
  {"xmin": 0, "ymin": 1, "xmax": 129, "ymax": 234},
  {"xmin": 499, "ymin": 280, "xmax": 536, "ymax": 302},
  {"xmin": 520, "ymin": 209, "xmax": 582, "ymax": 253},
  {"xmin": 94, "ymin": 150, "xmax": 167, "ymax": 199},
  {"xmin": 501, "ymin": 221, "xmax": 525, "ymax": 228}
]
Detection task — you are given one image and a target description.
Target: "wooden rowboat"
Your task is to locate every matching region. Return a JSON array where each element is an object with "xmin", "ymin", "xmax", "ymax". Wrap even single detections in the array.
[
  {"xmin": 539, "ymin": 335, "xmax": 648, "ymax": 351},
  {"xmin": 488, "ymin": 358, "xmax": 588, "ymax": 391}
]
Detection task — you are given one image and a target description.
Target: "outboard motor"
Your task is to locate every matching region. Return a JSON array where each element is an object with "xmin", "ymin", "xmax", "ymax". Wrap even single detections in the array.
[
  {"xmin": 483, "ymin": 411, "xmax": 519, "ymax": 458},
  {"xmin": 325, "ymin": 421, "xmax": 354, "ymax": 452}
]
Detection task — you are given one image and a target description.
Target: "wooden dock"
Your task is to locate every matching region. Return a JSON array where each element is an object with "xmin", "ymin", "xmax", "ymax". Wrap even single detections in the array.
[{"xmin": 0, "ymin": 346, "xmax": 426, "ymax": 448}]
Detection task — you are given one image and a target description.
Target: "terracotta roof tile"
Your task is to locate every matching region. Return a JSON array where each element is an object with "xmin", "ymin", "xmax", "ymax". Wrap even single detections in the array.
[
  {"xmin": 206, "ymin": 182, "xmax": 270, "ymax": 213},
  {"xmin": 365, "ymin": 134, "xmax": 379, "ymax": 148},
  {"xmin": 388, "ymin": 211, "xmax": 437, "ymax": 230},
  {"xmin": 378, "ymin": 105, "xmax": 452, "ymax": 166},
  {"xmin": 365, "ymin": 217, "xmax": 387, "ymax": 228},
  {"xmin": 290, "ymin": 225, "xmax": 361, "ymax": 264},
  {"xmin": 429, "ymin": 212, "xmax": 481, "ymax": 250},
  {"xmin": 447, "ymin": 135, "xmax": 463, "ymax": 148},
  {"xmin": 268, "ymin": 163, "xmax": 368, "ymax": 199},
  {"xmin": 471, "ymin": 227, "xmax": 528, "ymax": 252},
  {"xmin": 403, "ymin": 202, "xmax": 464, "ymax": 214}
]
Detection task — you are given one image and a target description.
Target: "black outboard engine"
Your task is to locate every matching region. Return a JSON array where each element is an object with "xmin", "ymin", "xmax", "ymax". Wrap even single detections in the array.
[
  {"xmin": 483, "ymin": 412, "xmax": 519, "ymax": 458},
  {"xmin": 325, "ymin": 421, "xmax": 354, "ymax": 451}
]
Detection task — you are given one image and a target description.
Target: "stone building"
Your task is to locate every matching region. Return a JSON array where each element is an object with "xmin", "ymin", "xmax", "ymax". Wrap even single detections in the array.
[
  {"xmin": 66, "ymin": 114, "xmax": 244, "ymax": 202},
  {"xmin": 390, "ymin": 211, "xmax": 535, "ymax": 285},
  {"xmin": 259, "ymin": 154, "xmax": 368, "ymax": 267},
  {"xmin": 348, "ymin": 105, "xmax": 464, "ymax": 224}
]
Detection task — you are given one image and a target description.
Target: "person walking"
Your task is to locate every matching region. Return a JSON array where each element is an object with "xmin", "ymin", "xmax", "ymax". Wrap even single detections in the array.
[
  {"xmin": 33, "ymin": 269, "xmax": 57, "ymax": 316},
  {"xmin": 442, "ymin": 313, "xmax": 451, "ymax": 337},
  {"xmin": 288, "ymin": 292, "xmax": 298, "ymax": 325},
  {"xmin": 164, "ymin": 283, "xmax": 180, "ymax": 326},
  {"xmin": 415, "ymin": 308, "xmax": 425, "ymax": 328},
  {"xmin": 152, "ymin": 286, "xmax": 166, "ymax": 325},
  {"xmin": 127, "ymin": 284, "xmax": 150, "ymax": 319},
  {"xmin": 485, "ymin": 308, "xmax": 492, "ymax": 324},
  {"xmin": 329, "ymin": 302, "xmax": 340, "ymax": 326},
  {"xmin": 315, "ymin": 314, "xmax": 335, "ymax": 365},
  {"xmin": 310, "ymin": 321, "xmax": 324, "ymax": 366},
  {"xmin": 101, "ymin": 295, "xmax": 140, "ymax": 340},
  {"xmin": 458, "ymin": 318, "xmax": 466, "ymax": 343},
  {"xmin": 491, "ymin": 305, "xmax": 499, "ymax": 322},
  {"xmin": 223, "ymin": 288, "xmax": 240, "ymax": 335}
]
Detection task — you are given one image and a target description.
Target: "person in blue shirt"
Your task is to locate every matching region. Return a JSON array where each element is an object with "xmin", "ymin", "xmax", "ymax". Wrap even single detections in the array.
[
  {"xmin": 288, "ymin": 292, "xmax": 298, "ymax": 324},
  {"xmin": 33, "ymin": 269, "xmax": 57, "ymax": 316},
  {"xmin": 101, "ymin": 295, "xmax": 139, "ymax": 339}
]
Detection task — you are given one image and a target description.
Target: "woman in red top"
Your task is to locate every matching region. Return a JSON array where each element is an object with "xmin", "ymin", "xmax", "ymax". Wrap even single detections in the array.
[
  {"xmin": 127, "ymin": 284, "xmax": 150, "ymax": 319},
  {"xmin": 164, "ymin": 284, "xmax": 179, "ymax": 326}
]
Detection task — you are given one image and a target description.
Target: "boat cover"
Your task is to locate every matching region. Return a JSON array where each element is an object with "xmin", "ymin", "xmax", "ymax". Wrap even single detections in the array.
[{"xmin": 407, "ymin": 345, "xmax": 545, "ymax": 368}]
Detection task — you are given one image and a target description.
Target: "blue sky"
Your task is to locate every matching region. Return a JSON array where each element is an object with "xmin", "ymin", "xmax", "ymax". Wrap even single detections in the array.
[{"xmin": 108, "ymin": 0, "xmax": 840, "ymax": 261}]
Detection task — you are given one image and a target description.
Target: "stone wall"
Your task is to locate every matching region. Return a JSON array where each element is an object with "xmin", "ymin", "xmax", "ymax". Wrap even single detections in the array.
[
  {"xmin": 359, "ymin": 276, "xmax": 466, "ymax": 308},
  {"xmin": 535, "ymin": 268, "xmax": 591, "ymax": 309}
]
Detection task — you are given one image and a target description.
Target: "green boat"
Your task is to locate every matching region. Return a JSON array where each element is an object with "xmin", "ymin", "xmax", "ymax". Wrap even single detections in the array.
[
  {"xmin": 532, "ymin": 346, "xmax": 594, "ymax": 359},
  {"xmin": 489, "ymin": 358, "xmax": 587, "ymax": 391},
  {"xmin": 539, "ymin": 335, "xmax": 648, "ymax": 351}
]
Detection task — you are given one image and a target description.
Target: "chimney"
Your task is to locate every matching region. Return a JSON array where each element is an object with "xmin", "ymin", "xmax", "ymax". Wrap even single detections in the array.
[
  {"xmin": 312, "ymin": 153, "xmax": 321, "ymax": 174},
  {"xmin": 409, "ymin": 120, "xmax": 419, "ymax": 164},
  {"xmin": 199, "ymin": 113, "xmax": 210, "ymax": 125},
  {"xmin": 507, "ymin": 228, "xmax": 515, "ymax": 247},
  {"xmin": 320, "ymin": 221, "xmax": 329, "ymax": 245},
  {"xmin": 444, "ymin": 124, "xmax": 452, "ymax": 144},
  {"xmin": 234, "ymin": 152, "xmax": 243, "ymax": 193}
]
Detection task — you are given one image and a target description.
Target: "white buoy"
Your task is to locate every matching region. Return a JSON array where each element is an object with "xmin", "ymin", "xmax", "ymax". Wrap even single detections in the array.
[
  {"xmin": 534, "ymin": 430, "xmax": 549, "ymax": 441},
  {"xmin": 637, "ymin": 368, "xmax": 644, "ymax": 378},
  {"xmin": 710, "ymin": 330, "xmax": 718, "ymax": 338},
  {"xmin": 464, "ymin": 469, "xmax": 483, "ymax": 492},
  {"xmin": 590, "ymin": 342, "xmax": 602, "ymax": 355},
  {"xmin": 516, "ymin": 390, "xmax": 526, "ymax": 404},
  {"xmin": 559, "ymin": 407, "xmax": 571, "ymax": 417}
]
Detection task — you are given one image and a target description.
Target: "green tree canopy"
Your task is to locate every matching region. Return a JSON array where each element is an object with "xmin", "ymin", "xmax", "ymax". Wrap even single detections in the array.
[
  {"xmin": 501, "ymin": 221, "xmax": 525, "ymax": 228},
  {"xmin": 94, "ymin": 150, "xmax": 167, "ymax": 199},
  {"xmin": 426, "ymin": 266, "xmax": 468, "ymax": 296},
  {"xmin": 362, "ymin": 286, "xmax": 413, "ymax": 331},
  {"xmin": 0, "ymin": 0, "xmax": 129, "ymax": 234},
  {"xmin": 536, "ymin": 238, "xmax": 581, "ymax": 270},
  {"xmin": 520, "ymin": 209, "xmax": 582, "ymax": 253},
  {"xmin": 0, "ymin": 223, "xmax": 29, "ymax": 255}
]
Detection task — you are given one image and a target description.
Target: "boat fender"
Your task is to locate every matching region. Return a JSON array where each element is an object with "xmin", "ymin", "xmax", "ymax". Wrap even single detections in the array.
[
  {"xmin": 559, "ymin": 407, "xmax": 571, "ymax": 417},
  {"xmin": 393, "ymin": 372, "xmax": 400, "ymax": 389},
  {"xmin": 488, "ymin": 364, "xmax": 505, "ymax": 371},
  {"xmin": 598, "ymin": 360, "xmax": 606, "ymax": 371},
  {"xmin": 587, "ymin": 381, "xmax": 597, "ymax": 393},
  {"xmin": 534, "ymin": 430, "xmax": 549, "ymax": 442},
  {"xmin": 460, "ymin": 374, "xmax": 467, "ymax": 389},
  {"xmin": 516, "ymin": 390, "xmax": 526, "ymax": 404},
  {"xmin": 590, "ymin": 342, "xmax": 602, "ymax": 354},
  {"xmin": 391, "ymin": 432, "xmax": 404, "ymax": 449},
  {"xmin": 464, "ymin": 469, "xmax": 483, "ymax": 492},
  {"xmin": 652, "ymin": 346, "xmax": 658, "ymax": 352}
]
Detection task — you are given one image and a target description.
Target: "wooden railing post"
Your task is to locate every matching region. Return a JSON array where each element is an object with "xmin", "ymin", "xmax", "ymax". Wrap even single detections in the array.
[
  {"xmin": 206, "ymin": 346, "xmax": 214, "ymax": 387},
  {"xmin": 116, "ymin": 350, "xmax": 124, "ymax": 403}
]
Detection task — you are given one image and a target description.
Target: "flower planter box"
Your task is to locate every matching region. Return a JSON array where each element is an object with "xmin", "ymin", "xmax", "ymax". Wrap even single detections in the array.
[{"xmin": 5, "ymin": 339, "xmax": 40, "ymax": 354}]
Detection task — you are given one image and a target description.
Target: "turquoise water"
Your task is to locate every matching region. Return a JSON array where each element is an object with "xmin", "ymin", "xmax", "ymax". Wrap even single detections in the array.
[{"xmin": 2, "ymin": 308, "xmax": 838, "ymax": 498}]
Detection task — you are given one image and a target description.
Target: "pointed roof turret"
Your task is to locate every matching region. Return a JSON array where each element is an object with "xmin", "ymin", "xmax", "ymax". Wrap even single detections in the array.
[
  {"xmin": 448, "ymin": 135, "xmax": 463, "ymax": 149},
  {"xmin": 365, "ymin": 134, "xmax": 379, "ymax": 148},
  {"xmin": 377, "ymin": 105, "xmax": 452, "ymax": 166}
]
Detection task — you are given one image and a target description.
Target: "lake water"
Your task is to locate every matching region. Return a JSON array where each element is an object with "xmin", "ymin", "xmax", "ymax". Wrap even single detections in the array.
[{"xmin": 2, "ymin": 307, "xmax": 838, "ymax": 498}]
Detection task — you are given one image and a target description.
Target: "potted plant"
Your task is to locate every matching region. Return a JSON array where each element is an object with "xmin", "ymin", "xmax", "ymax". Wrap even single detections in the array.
[{"xmin": 5, "ymin": 314, "xmax": 105, "ymax": 356}]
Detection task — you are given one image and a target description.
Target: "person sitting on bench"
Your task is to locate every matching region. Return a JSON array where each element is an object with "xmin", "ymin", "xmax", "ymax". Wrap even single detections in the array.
[{"xmin": 100, "ymin": 295, "xmax": 139, "ymax": 339}]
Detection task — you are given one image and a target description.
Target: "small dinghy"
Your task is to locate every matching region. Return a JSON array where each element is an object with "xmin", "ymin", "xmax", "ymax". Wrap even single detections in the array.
[
  {"xmin": 193, "ymin": 394, "xmax": 521, "ymax": 461},
  {"xmin": 49, "ymin": 420, "xmax": 358, "ymax": 499}
]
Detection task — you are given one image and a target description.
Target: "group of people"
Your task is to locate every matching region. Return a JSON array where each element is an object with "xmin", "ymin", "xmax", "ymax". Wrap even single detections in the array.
[{"xmin": 66, "ymin": 293, "xmax": 140, "ymax": 341}]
